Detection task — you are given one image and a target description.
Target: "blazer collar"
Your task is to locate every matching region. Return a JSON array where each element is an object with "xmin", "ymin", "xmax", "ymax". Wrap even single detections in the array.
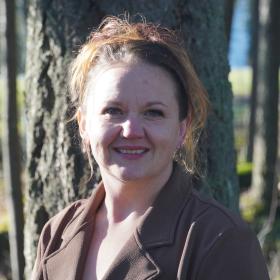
[
  {"xmin": 135, "ymin": 162, "xmax": 192, "ymax": 248},
  {"xmin": 43, "ymin": 183, "xmax": 105, "ymax": 280},
  {"xmin": 43, "ymin": 163, "xmax": 192, "ymax": 280},
  {"xmin": 59, "ymin": 162, "xmax": 192, "ymax": 247},
  {"xmin": 104, "ymin": 163, "xmax": 193, "ymax": 280},
  {"xmin": 61, "ymin": 183, "xmax": 105, "ymax": 241}
]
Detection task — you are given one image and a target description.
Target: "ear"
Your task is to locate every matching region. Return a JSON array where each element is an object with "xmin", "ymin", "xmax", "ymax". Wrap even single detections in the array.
[
  {"xmin": 177, "ymin": 118, "xmax": 187, "ymax": 148},
  {"xmin": 77, "ymin": 108, "xmax": 89, "ymax": 142}
]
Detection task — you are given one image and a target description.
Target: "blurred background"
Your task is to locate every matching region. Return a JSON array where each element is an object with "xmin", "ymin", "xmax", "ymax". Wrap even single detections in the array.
[{"xmin": 0, "ymin": 0, "xmax": 279, "ymax": 279}]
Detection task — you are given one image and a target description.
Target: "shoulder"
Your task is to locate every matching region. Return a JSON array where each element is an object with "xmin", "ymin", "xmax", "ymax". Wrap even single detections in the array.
[
  {"xmin": 173, "ymin": 165, "xmax": 253, "ymax": 241},
  {"xmin": 174, "ymin": 165, "xmax": 248, "ymax": 232},
  {"xmin": 187, "ymin": 189, "xmax": 249, "ymax": 232},
  {"xmin": 179, "ymin": 186, "xmax": 258, "ymax": 259},
  {"xmin": 179, "ymin": 190, "xmax": 269, "ymax": 279},
  {"xmin": 44, "ymin": 198, "xmax": 88, "ymax": 232},
  {"xmin": 38, "ymin": 197, "xmax": 88, "ymax": 249},
  {"xmin": 184, "ymin": 189, "xmax": 257, "ymax": 250},
  {"xmin": 31, "ymin": 196, "xmax": 91, "ymax": 278},
  {"xmin": 37, "ymin": 183, "xmax": 105, "ymax": 250}
]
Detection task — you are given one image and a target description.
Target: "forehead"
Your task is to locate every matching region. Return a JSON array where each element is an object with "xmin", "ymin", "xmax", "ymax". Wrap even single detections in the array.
[{"xmin": 86, "ymin": 62, "xmax": 178, "ymax": 103}]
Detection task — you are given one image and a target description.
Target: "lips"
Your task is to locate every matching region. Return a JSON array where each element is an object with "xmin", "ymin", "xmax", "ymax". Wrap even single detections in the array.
[{"xmin": 114, "ymin": 146, "xmax": 149, "ymax": 156}]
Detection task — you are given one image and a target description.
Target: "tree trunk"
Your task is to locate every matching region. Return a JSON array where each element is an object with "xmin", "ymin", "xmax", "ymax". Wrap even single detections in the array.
[
  {"xmin": 247, "ymin": 0, "xmax": 259, "ymax": 163},
  {"xmin": 174, "ymin": 1, "xmax": 238, "ymax": 210},
  {"xmin": 252, "ymin": 0, "xmax": 280, "ymax": 213},
  {"xmin": 2, "ymin": 0, "xmax": 25, "ymax": 279},
  {"xmin": 224, "ymin": 0, "xmax": 235, "ymax": 49},
  {"xmin": 24, "ymin": 1, "xmax": 104, "ymax": 276},
  {"xmin": 24, "ymin": 0, "xmax": 238, "ymax": 277}
]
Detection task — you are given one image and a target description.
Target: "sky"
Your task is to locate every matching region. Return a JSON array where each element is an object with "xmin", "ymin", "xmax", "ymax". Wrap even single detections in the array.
[{"xmin": 229, "ymin": 0, "xmax": 251, "ymax": 68}]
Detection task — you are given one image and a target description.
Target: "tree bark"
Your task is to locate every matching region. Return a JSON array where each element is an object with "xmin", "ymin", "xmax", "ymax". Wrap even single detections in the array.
[
  {"xmin": 2, "ymin": 0, "xmax": 25, "ymax": 279},
  {"xmin": 25, "ymin": 0, "xmax": 238, "ymax": 277},
  {"xmin": 173, "ymin": 1, "xmax": 238, "ymax": 210},
  {"xmin": 252, "ymin": 0, "xmax": 280, "ymax": 213},
  {"xmin": 247, "ymin": 0, "xmax": 259, "ymax": 163},
  {"xmin": 224, "ymin": 0, "xmax": 235, "ymax": 49},
  {"xmin": 24, "ymin": 1, "xmax": 103, "ymax": 276}
]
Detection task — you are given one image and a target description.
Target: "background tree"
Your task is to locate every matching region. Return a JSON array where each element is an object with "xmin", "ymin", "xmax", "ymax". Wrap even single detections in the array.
[
  {"xmin": 224, "ymin": 0, "xmax": 235, "ymax": 49},
  {"xmin": 251, "ymin": 0, "xmax": 280, "ymax": 215},
  {"xmin": 2, "ymin": 0, "xmax": 25, "ymax": 279},
  {"xmin": 247, "ymin": 0, "xmax": 259, "ymax": 163},
  {"xmin": 24, "ymin": 1, "xmax": 102, "ymax": 275},
  {"xmin": 24, "ymin": 0, "xmax": 238, "ymax": 277}
]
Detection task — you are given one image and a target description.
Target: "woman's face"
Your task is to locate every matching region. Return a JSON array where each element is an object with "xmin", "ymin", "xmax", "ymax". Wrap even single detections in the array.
[{"xmin": 79, "ymin": 62, "xmax": 187, "ymax": 183}]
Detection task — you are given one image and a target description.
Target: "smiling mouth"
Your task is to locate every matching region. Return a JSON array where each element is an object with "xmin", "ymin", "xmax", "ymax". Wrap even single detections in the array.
[{"xmin": 114, "ymin": 148, "xmax": 149, "ymax": 155}]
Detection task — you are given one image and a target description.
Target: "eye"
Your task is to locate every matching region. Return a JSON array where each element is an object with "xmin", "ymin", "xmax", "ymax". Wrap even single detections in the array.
[
  {"xmin": 144, "ymin": 109, "xmax": 164, "ymax": 118},
  {"xmin": 102, "ymin": 107, "xmax": 123, "ymax": 116}
]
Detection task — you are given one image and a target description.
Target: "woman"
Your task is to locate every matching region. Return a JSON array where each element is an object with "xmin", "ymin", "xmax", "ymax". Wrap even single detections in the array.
[{"xmin": 32, "ymin": 17, "xmax": 269, "ymax": 280}]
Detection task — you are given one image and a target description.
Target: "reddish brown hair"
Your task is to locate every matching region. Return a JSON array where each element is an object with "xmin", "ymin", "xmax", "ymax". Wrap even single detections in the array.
[{"xmin": 69, "ymin": 16, "xmax": 208, "ymax": 173}]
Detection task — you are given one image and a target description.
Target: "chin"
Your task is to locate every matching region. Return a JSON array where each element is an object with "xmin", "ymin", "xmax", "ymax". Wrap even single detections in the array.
[
  {"xmin": 117, "ymin": 171, "xmax": 144, "ymax": 182},
  {"xmin": 111, "ymin": 166, "xmax": 149, "ymax": 182}
]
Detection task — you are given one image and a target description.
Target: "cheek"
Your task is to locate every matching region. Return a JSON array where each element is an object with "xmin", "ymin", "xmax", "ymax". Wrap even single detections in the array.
[
  {"xmin": 148, "ymin": 122, "xmax": 180, "ymax": 149},
  {"xmin": 86, "ymin": 121, "xmax": 120, "ymax": 153}
]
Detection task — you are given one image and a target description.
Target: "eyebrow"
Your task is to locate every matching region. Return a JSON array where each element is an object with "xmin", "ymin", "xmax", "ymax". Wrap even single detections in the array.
[
  {"xmin": 103, "ymin": 101, "xmax": 168, "ymax": 107},
  {"xmin": 103, "ymin": 101, "xmax": 122, "ymax": 106},
  {"xmin": 145, "ymin": 101, "xmax": 167, "ymax": 107}
]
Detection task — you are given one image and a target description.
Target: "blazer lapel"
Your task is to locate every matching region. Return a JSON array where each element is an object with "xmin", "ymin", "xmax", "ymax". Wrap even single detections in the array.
[
  {"xmin": 43, "ymin": 224, "xmax": 91, "ymax": 280},
  {"xmin": 42, "ymin": 163, "xmax": 192, "ymax": 280},
  {"xmin": 136, "ymin": 164, "xmax": 192, "ymax": 249},
  {"xmin": 104, "ymin": 234, "xmax": 161, "ymax": 280},
  {"xmin": 43, "ymin": 183, "xmax": 105, "ymax": 280},
  {"xmin": 104, "ymin": 163, "xmax": 192, "ymax": 280}
]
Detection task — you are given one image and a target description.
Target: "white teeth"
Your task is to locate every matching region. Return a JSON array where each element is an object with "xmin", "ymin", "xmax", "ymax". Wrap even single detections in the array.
[{"xmin": 118, "ymin": 149, "xmax": 146, "ymax": 154}]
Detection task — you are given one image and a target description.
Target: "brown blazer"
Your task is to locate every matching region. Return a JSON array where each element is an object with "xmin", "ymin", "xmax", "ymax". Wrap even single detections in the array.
[{"xmin": 32, "ymin": 164, "xmax": 270, "ymax": 280}]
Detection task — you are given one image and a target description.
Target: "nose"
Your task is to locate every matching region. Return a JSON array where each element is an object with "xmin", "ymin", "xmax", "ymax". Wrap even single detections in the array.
[{"xmin": 121, "ymin": 115, "xmax": 144, "ymax": 139}]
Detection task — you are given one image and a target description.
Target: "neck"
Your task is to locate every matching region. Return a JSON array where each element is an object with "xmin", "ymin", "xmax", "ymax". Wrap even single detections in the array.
[{"xmin": 99, "ymin": 163, "xmax": 173, "ymax": 224}]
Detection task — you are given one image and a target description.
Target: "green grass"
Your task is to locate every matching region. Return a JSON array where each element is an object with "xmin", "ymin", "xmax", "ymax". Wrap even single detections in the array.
[
  {"xmin": 229, "ymin": 67, "xmax": 252, "ymax": 96},
  {"xmin": 237, "ymin": 161, "xmax": 253, "ymax": 175},
  {"xmin": 0, "ymin": 76, "xmax": 25, "ymax": 138},
  {"xmin": 229, "ymin": 67, "xmax": 280, "ymax": 97},
  {"xmin": 0, "ymin": 214, "xmax": 8, "ymax": 233},
  {"xmin": 0, "ymin": 178, "xmax": 8, "ymax": 233},
  {"xmin": 0, "ymin": 75, "xmax": 25, "ymax": 108}
]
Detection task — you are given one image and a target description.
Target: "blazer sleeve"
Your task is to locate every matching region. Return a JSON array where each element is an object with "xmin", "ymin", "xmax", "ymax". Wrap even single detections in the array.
[
  {"xmin": 30, "ymin": 201, "xmax": 80, "ymax": 280},
  {"xmin": 31, "ymin": 219, "xmax": 52, "ymax": 280},
  {"xmin": 196, "ymin": 226, "xmax": 270, "ymax": 280}
]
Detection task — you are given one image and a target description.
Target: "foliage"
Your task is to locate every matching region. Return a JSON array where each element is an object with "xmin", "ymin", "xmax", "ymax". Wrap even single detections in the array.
[
  {"xmin": 229, "ymin": 67, "xmax": 252, "ymax": 96},
  {"xmin": 229, "ymin": 68, "xmax": 280, "ymax": 96},
  {"xmin": 0, "ymin": 176, "xmax": 8, "ymax": 233},
  {"xmin": 0, "ymin": 77, "xmax": 25, "ymax": 136},
  {"xmin": 240, "ymin": 191, "xmax": 263, "ymax": 223},
  {"xmin": 237, "ymin": 161, "xmax": 253, "ymax": 191},
  {"xmin": 237, "ymin": 161, "xmax": 253, "ymax": 175},
  {"xmin": 0, "ymin": 214, "xmax": 8, "ymax": 233}
]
